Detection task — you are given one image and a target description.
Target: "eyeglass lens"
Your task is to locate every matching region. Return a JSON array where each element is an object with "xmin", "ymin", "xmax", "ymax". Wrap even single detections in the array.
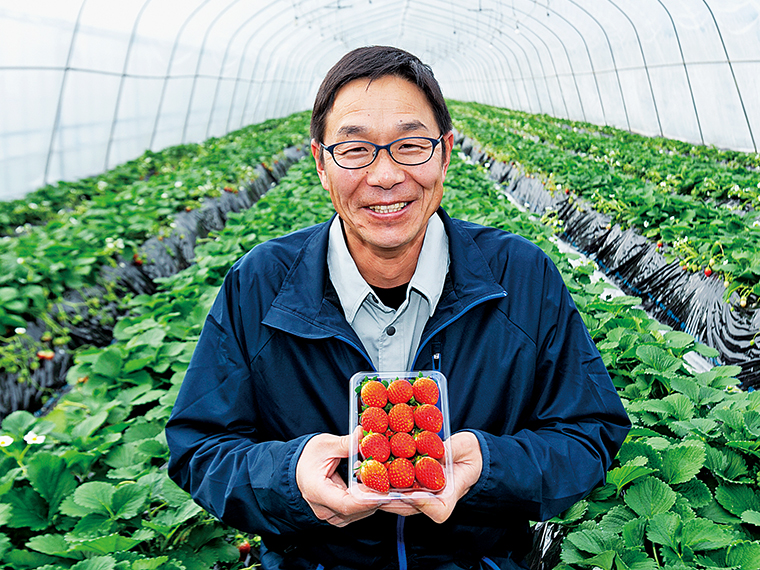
[{"xmin": 331, "ymin": 137, "xmax": 436, "ymax": 168}]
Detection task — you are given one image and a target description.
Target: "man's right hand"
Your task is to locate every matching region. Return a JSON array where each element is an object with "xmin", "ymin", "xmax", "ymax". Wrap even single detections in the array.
[{"xmin": 296, "ymin": 429, "xmax": 380, "ymax": 527}]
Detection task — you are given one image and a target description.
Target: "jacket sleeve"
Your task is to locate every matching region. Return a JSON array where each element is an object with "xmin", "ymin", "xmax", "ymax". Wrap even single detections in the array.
[
  {"xmin": 458, "ymin": 250, "xmax": 630, "ymax": 524},
  {"xmin": 165, "ymin": 264, "xmax": 325, "ymax": 536}
]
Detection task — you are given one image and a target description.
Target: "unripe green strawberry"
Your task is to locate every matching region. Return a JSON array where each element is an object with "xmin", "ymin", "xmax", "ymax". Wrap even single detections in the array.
[
  {"xmin": 412, "ymin": 376, "xmax": 439, "ymax": 405},
  {"xmin": 415, "ymin": 456, "xmax": 446, "ymax": 491},
  {"xmin": 414, "ymin": 430, "xmax": 444, "ymax": 459},
  {"xmin": 414, "ymin": 404, "xmax": 443, "ymax": 433},
  {"xmin": 360, "ymin": 432, "xmax": 391, "ymax": 463},
  {"xmin": 361, "ymin": 407, "xmax": 389, "ymax": 433},
  {"xmin": 361, "ymin": 380, "xmax": 388, "ymax": 408},
  {"xmin": 388, "ymin": 403, "xmax": 415, "ymax": 433},
  {"xmin": 387, "ymin": 378, "xmax": 413, "ymax": 404},
  {"xmin": 359, "ymin": 459, "xmax": 389, "ymax": 493},
  {"xmin": 390, "ymin": 431, "xmax": 416, "ymax": 458},
  {"xmin": 388, "ymin": 457, "xmax": 415, "ymax": 489}
]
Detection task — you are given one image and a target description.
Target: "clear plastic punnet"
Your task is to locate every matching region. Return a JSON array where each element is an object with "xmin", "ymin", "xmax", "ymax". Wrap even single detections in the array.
[{"xmin": 348, "ymin": 370, "xmax": 454, "ymax": 503}]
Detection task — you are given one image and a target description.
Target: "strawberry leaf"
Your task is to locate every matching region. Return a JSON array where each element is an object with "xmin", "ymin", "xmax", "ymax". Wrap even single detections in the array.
[
  {"xmin": 624, "ymin": 477, "xmax": 677, "ymax": 519},
  {"xmin": 661, "ymin": 441, "xmax": 705, "ymax": 484}
]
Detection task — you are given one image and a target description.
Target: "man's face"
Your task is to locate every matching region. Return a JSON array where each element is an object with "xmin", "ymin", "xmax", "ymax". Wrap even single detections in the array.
[{"xmin": 312, "ymin": 75, "xmax": 453, "ymax": 260}]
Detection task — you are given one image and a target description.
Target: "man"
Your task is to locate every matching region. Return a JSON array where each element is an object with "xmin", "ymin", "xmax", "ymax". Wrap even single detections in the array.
[{"xmin": 166, "ymin": 46, "xmax": 630, "ymax": 570}]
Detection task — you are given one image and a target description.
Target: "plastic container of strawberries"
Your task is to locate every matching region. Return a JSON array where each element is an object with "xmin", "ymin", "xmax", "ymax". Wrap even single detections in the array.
[{"xmin": 348, "ymin": 370, "xmax": 454, "ymax": 503}]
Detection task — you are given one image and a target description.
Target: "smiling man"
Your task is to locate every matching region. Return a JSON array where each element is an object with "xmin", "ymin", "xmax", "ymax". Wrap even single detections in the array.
[{"xmin": 166, "ymin": 46, "xmax": 630, "ymax": 570}]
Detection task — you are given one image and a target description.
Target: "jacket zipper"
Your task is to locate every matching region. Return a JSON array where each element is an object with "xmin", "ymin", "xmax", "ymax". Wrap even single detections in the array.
[
  {"xmin": 397, "ymin": 515, "xmax": 407, "ymax": 570},
  {"xmin": 412, "ymin": 291, "xmax": 507, "ymax": 370},
  {"xmin": 334, "ymin": 335, "xmax": 376, "ymax": 371}
]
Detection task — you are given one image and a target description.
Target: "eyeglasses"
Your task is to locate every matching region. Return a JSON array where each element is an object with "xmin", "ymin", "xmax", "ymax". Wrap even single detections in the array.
[{"xmin": 320, "ymin": 135, "xmax": 444, "ymax": 169}]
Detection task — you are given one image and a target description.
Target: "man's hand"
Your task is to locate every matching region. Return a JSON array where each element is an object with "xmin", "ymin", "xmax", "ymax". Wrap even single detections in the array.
[
  {"xmin": 296, "ymin": 428, "xmax": 379, "ymax": 527},
  {"xmin": 380, "ymin": 431, "xmax": 483, "ymax": 523}
]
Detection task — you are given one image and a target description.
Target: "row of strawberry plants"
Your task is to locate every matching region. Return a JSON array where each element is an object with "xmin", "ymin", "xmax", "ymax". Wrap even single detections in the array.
[
  {"xmin": 467, "ymin": 102, "xmax": 760, "ymax": 204},
  {"xmin": 0, "ymin": 111, "xmax": 311, "ymax": 337},
  {"xmin": 448, "ymin": 100, "xmax": 760, "ymax": 306},
  {"xmin": 0, "ymin": 114, "xmax": 311, "ymax": 418},
  {"xmin": 1, "ymin": 143, "xmax": 756, "ymax": 569}
]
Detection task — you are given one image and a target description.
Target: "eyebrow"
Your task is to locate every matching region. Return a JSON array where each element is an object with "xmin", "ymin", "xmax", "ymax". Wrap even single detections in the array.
[{"xmin": 335, "ymin": 120, "xmax": 430, "ymax": 138}]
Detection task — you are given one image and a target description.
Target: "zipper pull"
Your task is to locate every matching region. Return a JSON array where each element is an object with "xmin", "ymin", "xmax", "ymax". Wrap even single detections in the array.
[{"xmin": 432, "ymin": 339, "xmax": 441, "ymax": 371}]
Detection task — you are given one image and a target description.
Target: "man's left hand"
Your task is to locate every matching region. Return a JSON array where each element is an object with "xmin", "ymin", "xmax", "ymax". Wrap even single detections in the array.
[{"xmin": 379, "ymin": 431, "xmax": 482, "ymax": 523}]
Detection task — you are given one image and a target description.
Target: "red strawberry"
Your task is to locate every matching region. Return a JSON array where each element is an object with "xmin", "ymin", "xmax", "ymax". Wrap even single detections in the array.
[
  {"xmin": 415, "ymin": 456, "xmax": 446, "ymax": 491},
  {"xmin": 414, "ymin": 404, "xmax": 443, "ymax": 433},
  {"xmin": 358, "ymin": 459, "xmax": 389, "ymax": 493},
  {"xmin": 361, "ymin": 380, "xmax": 388, "ymax": 408},
  {"xmin": 412, "ymin": 376, "xmax": 439, "ymax": 405},
  {"xmin": 360, "ymin": 432, "xmax": 391, "ymax": 463},
  {"xmin": 414, "ymin": 430, "xmax": 444, "ymax": 459},
  {"xmin": 388, "ymin": 403, "xmax": 415, "ymax": 433},
  {"xmin": 361, "ymin": 407, "xmax": 389, "ymax": 433},
  {"xmin": 704, "ymin": 267, "xmax": 713, "ymax": 277},
  {"xmin": 388, "ymin": 457, "xmax": 415, "ymax": 489},
  {"xmin": 390, "ymin": 431, "xmax": 416, "ymax": 458},
  {"xmin": 238, "ymin": 540, "xmax": 251, "ymax": 561},
  {"xmin": 387, "ymin": 378, "xmax": 413, "ymax": 404}
]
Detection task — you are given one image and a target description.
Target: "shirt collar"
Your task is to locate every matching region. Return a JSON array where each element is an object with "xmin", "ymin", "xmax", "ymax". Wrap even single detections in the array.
[{"xmin": 327, "ymin": 213, "xmax": 449, "ymax": 323}]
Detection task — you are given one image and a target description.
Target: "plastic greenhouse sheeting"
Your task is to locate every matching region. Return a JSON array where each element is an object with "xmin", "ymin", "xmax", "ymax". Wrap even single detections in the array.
[{"xmin": 1, "ymin": 0, "xmax": 759, "ymax": 201}]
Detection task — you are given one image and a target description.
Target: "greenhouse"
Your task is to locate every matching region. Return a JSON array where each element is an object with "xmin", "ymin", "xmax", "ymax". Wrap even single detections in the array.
[{"xmin": 1, "ymin": 1, "xmax": 759, "ymax": 569}]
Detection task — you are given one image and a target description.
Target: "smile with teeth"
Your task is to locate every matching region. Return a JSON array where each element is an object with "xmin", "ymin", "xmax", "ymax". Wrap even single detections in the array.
[{"xmin": 368, "ymin": 202, "xmax": 408, "ymax": 214}]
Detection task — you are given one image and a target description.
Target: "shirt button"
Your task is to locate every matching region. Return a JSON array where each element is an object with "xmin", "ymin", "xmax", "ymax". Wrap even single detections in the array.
[{"xmin": 386, "ymin": 326, "xmax": 396, "ymax": 336}]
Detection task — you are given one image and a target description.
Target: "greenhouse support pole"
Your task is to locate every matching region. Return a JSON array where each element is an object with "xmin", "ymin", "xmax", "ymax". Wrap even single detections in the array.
[
  {"xmin": 656, "ymin": 0, "xmax": 704, "ymax": 145},
  {"xmin": 44, "ymin": 0, "xmax": 88, "ymax": 185},
  {"xmin": 701, "ymin": 0, "xmax": 757, "ymax": 153},
  {"xmin": 104, "ymin": 0, "xmax": 153, "ymax": 172},
  {"xmin": 149, "ymin": 0, "xmax": 214, "ymax": 151},
  {"xmin": 606, "ymin": 0, "xmax": 663, "ymax": 137}
]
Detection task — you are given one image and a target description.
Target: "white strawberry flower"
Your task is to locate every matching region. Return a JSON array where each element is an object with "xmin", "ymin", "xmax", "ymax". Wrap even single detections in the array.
[
  {"xmin": 23, "ymin": 431, "xmax": 45, "ymax": 445},
  {"xmin": 0, "ymin": 435, "xmax": 13, "ymax": 447}
]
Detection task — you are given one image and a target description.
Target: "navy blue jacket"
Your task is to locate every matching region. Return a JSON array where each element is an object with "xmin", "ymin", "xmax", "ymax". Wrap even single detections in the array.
[{"xmin": 165, "ymin": 208, "xmax": 630, "ymax": 570}]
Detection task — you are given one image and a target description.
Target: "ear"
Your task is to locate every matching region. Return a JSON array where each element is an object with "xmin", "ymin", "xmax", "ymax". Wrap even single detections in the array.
[
  {"xmin": 440, "ymin": 131, "xmax": 455, "ymax": 181},
  {"xmin": 311, "ymin": 139, "xmax": 330, "ymax": 190}
]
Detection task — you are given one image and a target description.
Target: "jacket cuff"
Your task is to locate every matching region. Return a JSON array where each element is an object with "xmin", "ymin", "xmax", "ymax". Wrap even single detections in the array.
[
  {"xmin": 458, "ymin": 428, "xmax": 490, "ymax": 500},
  {"xmin": 286, "ymin": 433, "xmax": 329, "ymax": 526}
]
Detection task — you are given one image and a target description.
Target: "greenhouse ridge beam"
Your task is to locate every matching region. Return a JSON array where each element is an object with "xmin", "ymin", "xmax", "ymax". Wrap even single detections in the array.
[{"xmin": 3, "ymin": 0, "xmax": 760, "ymax": 201}]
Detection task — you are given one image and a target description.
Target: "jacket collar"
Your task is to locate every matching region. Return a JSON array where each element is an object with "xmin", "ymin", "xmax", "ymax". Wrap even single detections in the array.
[{"xmin": 262, "ymin": 208, "xmax": 506, "ymax": 341}]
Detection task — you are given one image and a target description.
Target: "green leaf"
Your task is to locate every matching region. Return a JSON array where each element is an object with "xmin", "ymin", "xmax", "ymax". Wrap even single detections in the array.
[
  {"xmin": 26, "ymin": 451, "xmax": 78, "ymax": 512},
  {"xmin": 635, "ymin": 345, "xmax": 683, "ymax": 374},
  {"xmin": 112, "ymin": 483, "xmax": 149, "ymax": 519},
  {"xmin": 0, "ymin": 533, "xmax": 10, "ymax": 560},
  {"xmin": 674, "ymin": 478, "xmax": 712, "ymax": 509},
  {"xmin": 68, "ymin": 532, "xmax": 151, "ymax": 555},
  {"xmin": 73, "ymin": 481, "xmax": 115, "ymax": 517},
  {"xmin": 26, "ymin": 533, "xmax": 79, "ymax": 557},
  {"xmin": 682, "ymin": 517, "xmax": 734, "ymax": 551},
  {"xmin": 0, "ymin": 503, "xmax": 11, "ymax": 525},
  {"xmin": 741, "ymin": 510, "xmax": 760, "ymax": 526},
  {"xmin": 132, "ymin": 557, "xmax": 170, "ymax": 570},
  {"xmin": 670, "ymin": 376, "xmax": 700, "ymax": 402},
  {"xmin": 706, "ymin": 446, "xmax": 750, "ymax": 483},
  {"xmin": 126, "ymin": 327, "xmax": 166, "ymax": 350},
  {"xmin": 617, "ymin": 441, "xmax": 663, "ymax": 471},
  {"xmin": 1, "ymin": 410, "xmax": 36, "ymax": 437},
  {"xmin": 726, "ymin": 541, "xmax": 760, "ymax": 569},
  {"xmin": 550, "ymin": 500, "xmax": 588, "ymax": 524},
  {"xmin": 69, "ymin": 555, "xmax": 117, "ymax": 570},
  {"xmin": 622, "ymin": 517, "xmax": 647, "ymax": 549},
  {"xmin": 72, "ymin": 411, "xmax": 109, "ymax": 441},
  {"xmin": 715, "ymin": 484, "xmax": 760, "ymax": 517},
  {"xmin": 616, "ymin": 548, "xmax": 659, "ymax": 570},
  {"xmin": 4, "ymin": 487, "xmax": 50, "ymax": 530},
  {"xmin": 71, "ymin": 513, "xmax": 116, "ymax": 539},
  {"xmin": 3, "ymin": 548, "xmax": 58, "ymax": 569},
  {"xmin": 624, "ymin": 477, "xmax": 677, "ymax": 519},
  {"xmin": 598, "ymin": 505, "xmax": 637, "ymax": 533},
  {"xmin": 93, "ymin": 348, "xmax": 123, "ymax": 378},
  {"xmin": 607, "ymin": 457, "xmax": 657, "ymax": 495},
  {"xmin": 661, "ymin": 441, "xmax": 705, "ymax": 484},
  {"xmin": 646, "ymin": 512, "xmax": 681, "ymax": 549}
]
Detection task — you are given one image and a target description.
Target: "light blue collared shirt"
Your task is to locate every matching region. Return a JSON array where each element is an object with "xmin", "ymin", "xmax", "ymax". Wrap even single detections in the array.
[{"xmin": 327, "ymin": 213, "xmax": 449, "ymax": 371}]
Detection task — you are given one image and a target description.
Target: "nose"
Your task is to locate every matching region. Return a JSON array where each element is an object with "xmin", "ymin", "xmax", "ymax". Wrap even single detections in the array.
[{"xmin": 365, "ymin": 147, "xmax": 405, "ymax": 189}]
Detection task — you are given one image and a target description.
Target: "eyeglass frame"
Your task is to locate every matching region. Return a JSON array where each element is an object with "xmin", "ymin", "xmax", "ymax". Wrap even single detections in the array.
[{"xmin": 319, "ymin": 134, "xmax": 445, "ymax": 170}]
